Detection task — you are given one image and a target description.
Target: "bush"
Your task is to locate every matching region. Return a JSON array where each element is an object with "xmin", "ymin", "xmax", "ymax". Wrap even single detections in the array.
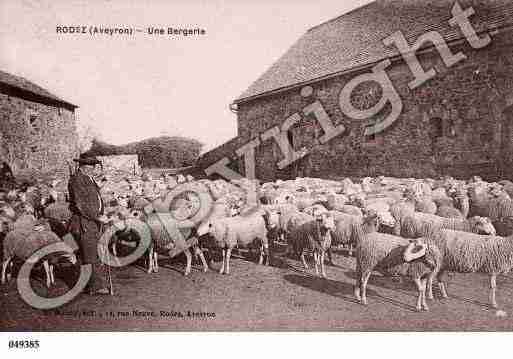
[{"xmin": 84, "ymin": 136, "xmax": 203, "ymax": 169}]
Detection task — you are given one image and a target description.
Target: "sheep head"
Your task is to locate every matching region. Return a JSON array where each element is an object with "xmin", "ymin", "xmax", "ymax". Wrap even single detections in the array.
[
  {"xmin": 316, "ymin": 212, "xmax": 335, "ymax": 231},
  {"xmin": 376, "ymin": 211, "xmax": 396, "ymax": 229},
  {"xmin": 349, "ymin": 193, "xmax": 365, "ymax": 208},
  {"xmin": 263, "ymin": 210, "xmax": 281, "ymax": 229},
  {"xmin": 403, "ymin": 238, "xmax": 427, "ymax": 262},
  {"xmin": 0, "ymin": 216, "xmax": 13, "ymax": 233},
  {"xmin": 1, "ymin": 205, "xmax": 16, "ymax": 220},
  {"xmin": 469, "ymin": 216, "xmax": 496, "ymax": 235}
]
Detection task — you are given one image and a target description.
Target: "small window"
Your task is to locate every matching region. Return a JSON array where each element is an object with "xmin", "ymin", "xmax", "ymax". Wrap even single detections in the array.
[
  {"xmin": 430, "ymin": 117, "xmax": 443, "ymax": 138},
  {"xmin": 444, "ymin": 119, "xmax": 456, "ymax": 137},
  {"xmin": 364, "ymin": 125, "xmax": 383, "ymax": 146},
  {"xmin": 480, "ymin": 126, "xmax": 494, "ymax": 143},
  {"xmin": 26, "ymin": 110, "xmax": 40, "ymax": 133}
]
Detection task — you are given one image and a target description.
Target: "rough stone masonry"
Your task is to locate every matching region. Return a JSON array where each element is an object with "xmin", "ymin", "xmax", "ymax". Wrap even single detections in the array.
[
  {"xmin": 198, "ymin": 1, "xmax": 513, "ymax": 183},
  {"xmin": 0, "ymin": 78, "xmax": 78, "ymax": 181}
]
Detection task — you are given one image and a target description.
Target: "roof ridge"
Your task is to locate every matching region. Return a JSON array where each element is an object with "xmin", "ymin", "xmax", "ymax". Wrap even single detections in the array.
[
  {"xmin": 307, "ymin": 0, "xmax": 376, "ymax": 33},
  {"xmin": 235, "ymin": 0, "xmax": 513, "ymax": 103},
  {"xmin": 0, "ymin": 69, "xmax": 77, "ymax": 108}
]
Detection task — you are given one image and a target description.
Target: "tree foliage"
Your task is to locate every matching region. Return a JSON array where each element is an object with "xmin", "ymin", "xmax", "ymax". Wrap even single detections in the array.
[{"xmin": 85, "ymin": 136, "xmax": 203, "ymax": 169}]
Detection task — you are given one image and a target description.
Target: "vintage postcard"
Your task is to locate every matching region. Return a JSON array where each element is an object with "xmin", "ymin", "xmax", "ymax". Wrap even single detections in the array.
[{"xmin": 1, "ymin": 0, "xmax": 513, "ymax": 346}]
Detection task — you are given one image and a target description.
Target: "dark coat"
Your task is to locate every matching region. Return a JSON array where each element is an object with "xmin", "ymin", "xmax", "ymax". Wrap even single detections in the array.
[
  {"xmin": 68, "ymin": 169, "xmax": 104, "ymax": 220},
  {"xmin": 67, "ymin": 169, "xmax": 105, "ymax": 267}
]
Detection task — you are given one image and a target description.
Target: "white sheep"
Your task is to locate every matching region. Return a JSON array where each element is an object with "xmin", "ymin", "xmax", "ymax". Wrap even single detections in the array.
[
  {"xmin": 112, "ymin": 210, "xmax": 209, "ymax": 276},
  {"xmin": 329, "ymin": 210, "xmax": 362, "ymax": 256},
  {"xmin": 302, "ymin": 204, "xmax": 329, "ymax": 217},
  {"xmin": 468, "ymin": 184, "xmax": 513, "ymax": 221},
  {"xmin": 273, "ymin": 204, "xmax": 302, "ymax": 243},
  {"xmin": 353, "ymin": 214, "xmax": 443, "ymax": 311},
  {"xmin": 204, "ymin": 211, "xmax": 273, "ymax": 275},
  {"xmin": 2, "ymin": 220, "xmax": 76, "ymax": 288},
  {"xmin": 425, "ymin": 228, "xmax": 513, "ymax": 309},
  {"xmin": 397, "ymin": 212, "xmax": 496, "ymax": 239}
]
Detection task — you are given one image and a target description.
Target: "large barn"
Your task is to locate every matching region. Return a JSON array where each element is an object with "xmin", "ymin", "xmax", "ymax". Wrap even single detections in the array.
[
  {"xmin": 0, "ymin": 70, "xmax": 78, "ymax": 179},
  {"xmin": 198, "ymin": 0, "xmax": 513, "ymax": 182}
]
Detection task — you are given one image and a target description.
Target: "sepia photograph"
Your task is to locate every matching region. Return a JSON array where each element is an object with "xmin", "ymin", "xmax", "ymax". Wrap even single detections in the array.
[{"xmin": 1, "ymin": 0, "xmax": 513, "ymax": 346}]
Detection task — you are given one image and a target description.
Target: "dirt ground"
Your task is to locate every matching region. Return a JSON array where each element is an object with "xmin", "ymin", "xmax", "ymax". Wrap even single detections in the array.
[{"xmin": 2, "ymin": 246, "xmax": 513, "ymax": 331}]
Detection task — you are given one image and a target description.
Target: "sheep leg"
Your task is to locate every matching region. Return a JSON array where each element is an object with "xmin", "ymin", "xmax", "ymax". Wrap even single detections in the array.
[
  {"xmin": 183, "ymin": 249, "xmax": 192, "ymax": 276},
  {"xmin": 320, "ymin": 251, "xmax": 327, "ymax": 278},
  {"xmin": 326, "ymin": 248, "xmax": 334, "ymax": 265},
  {"xmin": 426, "ymin": 273, "xmax": 435, "ymax": 300},
  {"xmin": 258, "ymin": 244, "xmax": 264, "ymax": 265},
  {"xmin": 219, "ymin": 249, "xmax": 226, "ymax": 275},
  {"xmin": 437, "ymin": 270, "xmax": 448, "ymax": 299},
  {"xmin": 414, "ymin": 278, "xmax": 423, "ymax": 312},
  {"xmin": 153, "ymin": 251, "xmax": 159, "ymax": 273},
  {"xmin": 263, "ymin": 242, "xmax": 270, "ymax": 266},
  {"xmin": 313, "ymin": 252, "xmax": 320, "ymax": 277},
  {"xmin": 413, "ymin": 278, "xmax": 429, "ymax": 312},
  {"xmin": 147, "ymin": 248, "xmax": 153, "ymax": 273},
  {"xmin": 300, "ymin": 251, "xmax": 309, "ymax": 270},
  {"xmin": 50, "ymin": 265, "xmax": 55, "ymax": 285},
  {"xmin": 490, "ymin": 274, "xmax": 498, "ymax": 309},
  {"xmin": 421, "ymin": 278, "xmax": 429, "ymax": 311},
  {"xmin": 194, "ymin": 247, "xmax": 209, "ymax": 272},
  {"xmin": 147, "ymin": 246, "xmax": 153, "ymax": 273},
  {"xmin": 438, "ymin": 282, "xmax": 448, "ymax": 299},
  {"xmin": 225, "ymin": 248, "xmax": 232, "ymax": 275},
  {"xmin": 354, "ymin": 266, "xmax": 362, "ymax": 301},
  {"xmin": 43, "ymin": 260, "xmax": 51, "ymax": 288},
  {"xmin": 348, "ymin": 244, "xmax": 353, "ymax": 257},
  {"xmin": 1, "ymin": 258, "xmax": 11, "ymax": 285},
  {"xmin": 360, "ymin": 271, "xmax": 371, "ymax": 305},
  {"xmin": 112, "ymin": 242, "xmax": 122, "ymax": 267}
]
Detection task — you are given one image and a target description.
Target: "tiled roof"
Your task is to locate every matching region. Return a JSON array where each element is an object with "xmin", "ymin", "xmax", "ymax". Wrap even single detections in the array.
[
  {"xmin": 0, "ymin": 70, "xmax": 77, "ymax": 108},
  {"xmin": 235, "ymin": 0, "xmax": 513, "ymax": 103}
]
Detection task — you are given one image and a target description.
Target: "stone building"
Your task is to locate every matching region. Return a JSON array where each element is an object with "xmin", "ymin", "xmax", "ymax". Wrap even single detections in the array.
[
  {"xmin": 0, "ymin": 70, "xmax": 78, "ymax": 179},
  {"xmin": 199, "ymin": 0, "xmax": 513, "ymax": 182}
]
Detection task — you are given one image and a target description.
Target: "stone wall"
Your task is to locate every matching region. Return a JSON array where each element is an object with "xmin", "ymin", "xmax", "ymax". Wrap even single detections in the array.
[
  {"xmin": 0, "ymin": 93, "xmax": 78, "ymax": 181},
  {"xmin": 98, "ymin": 154, "xmax": 141, "ymax": 177},
  {"xmin": 233, "ymin": 29, "xmax": 513, "ymax": 182}
]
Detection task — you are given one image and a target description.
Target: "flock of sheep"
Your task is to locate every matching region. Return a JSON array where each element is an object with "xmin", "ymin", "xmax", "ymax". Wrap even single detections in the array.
[{"xmin": 2, "ymin": 170, "xmax": 513, "ymax": 313}]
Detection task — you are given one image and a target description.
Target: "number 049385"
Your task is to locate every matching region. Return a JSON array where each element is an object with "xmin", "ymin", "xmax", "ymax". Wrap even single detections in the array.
[{"xmin": 8, "ymin": 340, "xmax": 40, "ymax": 349}]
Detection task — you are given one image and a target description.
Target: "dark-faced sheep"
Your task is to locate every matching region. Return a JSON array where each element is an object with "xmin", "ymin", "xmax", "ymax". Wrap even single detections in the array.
[{"xmin": 288, "ymin": 213, "xmax": 336, "ymax": 278}]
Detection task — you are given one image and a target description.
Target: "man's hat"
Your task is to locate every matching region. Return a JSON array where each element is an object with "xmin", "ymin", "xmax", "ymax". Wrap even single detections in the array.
[{"xmin": 73, "ymin": 153, "xmax": 102, "ymax": 167}]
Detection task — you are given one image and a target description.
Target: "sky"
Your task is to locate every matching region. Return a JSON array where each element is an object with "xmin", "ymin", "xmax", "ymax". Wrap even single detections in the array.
[{"xmin": 0, "ymin": 0, "xmax": 373, "ymax": 152}]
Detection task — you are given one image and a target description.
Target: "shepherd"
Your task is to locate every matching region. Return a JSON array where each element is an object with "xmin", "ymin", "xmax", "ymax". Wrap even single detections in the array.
[{"xmin": 68, "ymin": 154, "xmax": 111, "ymax": 295}]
